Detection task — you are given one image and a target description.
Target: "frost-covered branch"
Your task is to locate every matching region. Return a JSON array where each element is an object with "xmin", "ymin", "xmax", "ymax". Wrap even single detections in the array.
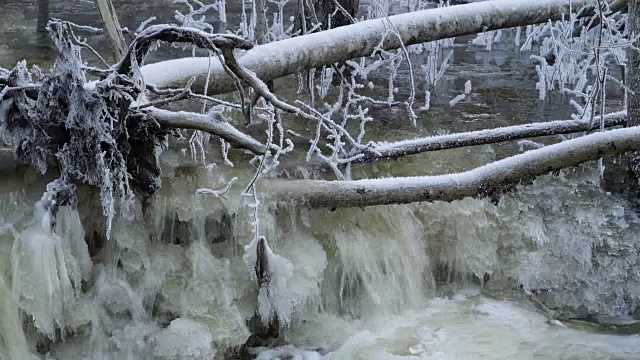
[
  {"xmin": 269, "ymin": 126, "xmax": 640, "ymax": 208},
  {"xmin": 572, "ymin": 0, "xmax": 628, "ymax": 37},
  {"xmin": 284, "ymin": 112, "xmax": 627, "ymax": 173},
  {"xmin": 145, "ymin": 107, "xmax": 268, "ymax": 155},
  {"xmin": 337, "ymin": 111, "xmax": 627, "ymax": 168}
]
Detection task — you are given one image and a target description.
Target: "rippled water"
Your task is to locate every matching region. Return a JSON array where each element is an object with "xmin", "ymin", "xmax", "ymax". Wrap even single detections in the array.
[{"xmin": 1, "ymin": 1, "xmax": 639, "ymax": 359}]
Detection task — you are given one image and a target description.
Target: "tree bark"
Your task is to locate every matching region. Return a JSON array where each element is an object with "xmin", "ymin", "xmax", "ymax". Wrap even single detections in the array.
[
  {"xmin": 95, "ymin": 0, "xmax": 127, "ymax": 62},
  {"xmin": 314, "ymin": 0, "xmax": 359, "ymax": 29},
  {"xmin": 255, "ymin": 0, "xmax": 268, "ymax": 45},
  {"xmin": 268, "ymin": 126, "xmax": 640, "ymax": 208},
  {"xmin": 140, "ymin": 0, "xmax": 594, "ymax": 96},
  {"xmin": 628, "ymin": 0, "xmax": 640, "ymax": 181}
]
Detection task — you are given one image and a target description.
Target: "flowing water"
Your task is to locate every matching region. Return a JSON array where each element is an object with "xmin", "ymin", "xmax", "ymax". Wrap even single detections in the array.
[{"xmin": 1, "ymin": 1, "xmax": 640, "ymax": 359}]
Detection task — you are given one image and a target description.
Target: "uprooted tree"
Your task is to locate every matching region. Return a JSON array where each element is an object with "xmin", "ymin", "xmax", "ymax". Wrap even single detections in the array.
[{"xmin": 1, "ymin": 0, "xmax": 639, "ymax": 353}]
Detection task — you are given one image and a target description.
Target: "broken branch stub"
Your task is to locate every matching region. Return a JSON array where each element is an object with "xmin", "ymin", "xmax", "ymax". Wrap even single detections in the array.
[{"xmin": 95, "ymin": 0, "xmax": 127, "ymax": 61}]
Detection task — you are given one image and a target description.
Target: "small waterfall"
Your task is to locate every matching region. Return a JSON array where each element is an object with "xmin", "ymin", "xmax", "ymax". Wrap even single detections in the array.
[{"xmin": 316, "ymin": 206, "xmax": 434, "ymax": 320}]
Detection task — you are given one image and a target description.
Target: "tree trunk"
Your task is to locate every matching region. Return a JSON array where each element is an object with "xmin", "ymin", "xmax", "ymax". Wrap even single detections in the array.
[
  {"xmin": 267, "ymin": 127, "xmax": 640, "ymax": 208},
  {"xmin": 95, "ymin": 0, "xmax": 127, "ymax": 62},
  {"xmin": 140, "ymin": 0, "xmax": 593, "ymax": 96},
  {"xmin": 255, "ymin": 0, "xmax": 268, "ymax": 45},
  {"xmin": 37, "ymin": 0, "xmax": 50, "ymax": 33},
  {"xmin": 628, "ymin": 0, "xmax": 640, "ymax": 182},
  {"xmin": 315, "ymin": 0, "xmax": 359, "ymax": 29}
]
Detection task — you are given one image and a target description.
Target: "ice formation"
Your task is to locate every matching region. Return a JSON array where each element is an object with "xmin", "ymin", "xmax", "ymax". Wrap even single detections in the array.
[{"xmin": 11, "ymin": 192, "xmax": 92, "ymax": 339}]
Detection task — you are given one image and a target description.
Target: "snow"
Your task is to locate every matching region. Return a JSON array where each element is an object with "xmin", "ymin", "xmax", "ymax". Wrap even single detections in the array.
[
  {"xmin": 449, "ymin": 93, "xmax": 466, "ymax": 107},
  {"xmin": 464, "ymin": 80, "xmax": 472, "ymax": 95}
]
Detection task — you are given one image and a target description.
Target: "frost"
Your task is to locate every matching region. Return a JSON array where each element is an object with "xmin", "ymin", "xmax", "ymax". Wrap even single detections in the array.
[
  {"xmin": 464, "ymin": 80, "xmax": 472, "ymax": 95},
  {"xmin": 449, "ymin": 94, "xmax": 466, "ymax": 107}
]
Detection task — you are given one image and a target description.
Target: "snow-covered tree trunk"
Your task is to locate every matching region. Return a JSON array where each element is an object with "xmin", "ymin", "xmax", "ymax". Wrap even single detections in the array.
[
  {"xmin": 628, "ymin": 0, "xmax": 640, "ymax": 181},
  {"xmin": 141, "ymin": 0, "xmax": 593, "ymax": 95},
  {"xmin": 286, "ymin": 112, "xmax": 628, "ymax": 174}
]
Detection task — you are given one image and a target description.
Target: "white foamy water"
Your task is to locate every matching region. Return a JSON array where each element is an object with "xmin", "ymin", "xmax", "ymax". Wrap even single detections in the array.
[{"xmin": 303, "ymin": 292, "xmax": 640, "ymax": 360}]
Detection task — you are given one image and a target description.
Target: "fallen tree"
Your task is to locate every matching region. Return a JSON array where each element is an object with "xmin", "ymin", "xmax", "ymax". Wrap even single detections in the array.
[
  {"xmin": 0, "ymin": 20, "xmax": 285, "ymax": 236},
  {"xmin": 140, "ymin": 0, "xmax": 595, "ymax": 95},
  {"xmin": 285, "ymin": 111, "xmax": 628, "ymax": 174},
  {"xmin": 269, "ymin": 126, "xmax": 640, "ymax": 208}
]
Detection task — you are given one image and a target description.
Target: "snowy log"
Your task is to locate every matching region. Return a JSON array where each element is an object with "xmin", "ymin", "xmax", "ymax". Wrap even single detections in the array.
[
  {"xmin": 141, "ymin": 0, "xmax": 592, "ymax": 95},
  {"xmin": 268, "ymin": 126, "xmax": 640, "ymax": 208},
  {"xmin": 146, "ymin": 107, "xmax": 268, "ymax": 155}
]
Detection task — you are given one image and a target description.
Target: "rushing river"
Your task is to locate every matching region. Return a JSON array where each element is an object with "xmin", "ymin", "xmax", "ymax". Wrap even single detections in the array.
[{"xmin": 1, "ymin": 0, "xmax": 640, "ymax": 359}]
